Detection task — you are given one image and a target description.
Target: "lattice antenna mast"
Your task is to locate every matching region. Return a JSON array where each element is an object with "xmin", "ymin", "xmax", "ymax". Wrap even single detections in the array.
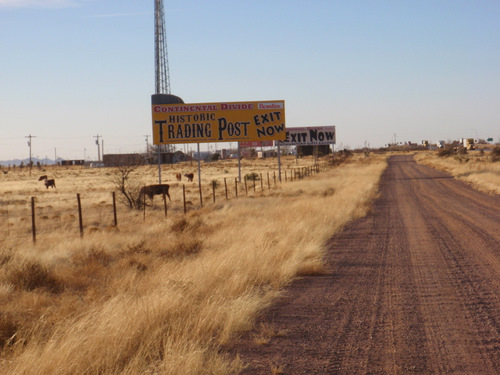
[{"xmin": 154, "ymin": 0, "xmax": 171, "ymax": 94}]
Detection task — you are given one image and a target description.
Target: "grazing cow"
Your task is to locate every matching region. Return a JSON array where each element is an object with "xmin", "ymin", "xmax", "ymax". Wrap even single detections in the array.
[
  {"xmin": 184, "ymin": 173, "xmax": 194, "ymax": 182},
  {"xmin": 140, "ymin": 184, "xmax": 171, "ymax": 201},
  {"xmin": 44, "ymin": 179, "xmax": 56, "ymax": 189},
  {"xmin": 176, "ymin": 173, "xmax": 181, "ymax": 181},
  {"xmin": 38, "ymin": 175, "xmax": 48, "ymax": 181}
]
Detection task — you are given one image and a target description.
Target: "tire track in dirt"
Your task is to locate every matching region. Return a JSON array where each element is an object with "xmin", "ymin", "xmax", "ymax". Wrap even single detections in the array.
[{"xmin": 228, "ymin": 155, "xmax": 500, "ymax": 374}]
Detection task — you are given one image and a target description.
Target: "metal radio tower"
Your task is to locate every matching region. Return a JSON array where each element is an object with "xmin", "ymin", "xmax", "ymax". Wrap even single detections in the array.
[
  {"xmin": 154, "ymin": 0, "xmax": 170, "ymax": 94},
  {"xmin": 152, "ymin": 0, "xmax": 184, "ymax": 183}
]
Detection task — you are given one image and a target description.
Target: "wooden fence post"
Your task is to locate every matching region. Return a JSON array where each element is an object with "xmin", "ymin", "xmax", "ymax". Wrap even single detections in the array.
[
  {"xmin": 252, "ymin": 177, "xmax": 256, "ymax": 192},
  {"xmin": 235, "ymin": 177, "xmax": 238, "ymax": 197},
  {"xmin": 183, "ymin": 185, "xmax": 187, "ymax": 214},
  {"xmin": 112, "ymin": 192, "xmax": 118, "ymax": 227},
  {"xmin": 212, "ymin": 180, "xmax": 216, "ymax": 203},
  {"xmin": 244, "ymin": 176, "xmax": 248, "ymax": 195},
  {"xmin": 77, "ymin": 193, "xmax": 84, "ymax": 238},
  {"xmin": 224, "ymin": 177, "xmax": 228, "ymax": 200},
  {"xmin": 267, "ymin": 172, "xmax": 270, "ymax": 189},
  {"xmin": 162, "ymin": 192, "xmax": 168, "ymax": 218},
  {"xmin": 199, "ymin": 182, "xmax": 203, "ymax": 208},
  {"xmin": 31, "ymin": 197, "xmax": 36, "ymax": 245},
  {"xmin": 260, "ymin": 173, "xmax": 263, "ymax": 191},
  {"xmin": 143, "ymin": 185, "xmax": 146, "ymax": 221}
]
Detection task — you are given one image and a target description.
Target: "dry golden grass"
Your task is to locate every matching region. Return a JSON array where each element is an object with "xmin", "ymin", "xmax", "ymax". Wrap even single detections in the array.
[
  {"xmin": 252, "ymin": 323, "xmax": 288, "ymax": 346},
  {"xmin": 415, "ymin": 150, "xmax": 500, "ymax": 195},
  {"xmin": 0, "ymin": 154, "xmax": 387, "ymax": 374}
]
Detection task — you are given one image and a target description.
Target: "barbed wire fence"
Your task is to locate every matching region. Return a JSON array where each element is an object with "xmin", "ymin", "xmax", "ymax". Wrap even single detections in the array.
[{"xmin": 0, "ymin": 162, "xmax": 331, "ymax": 245}]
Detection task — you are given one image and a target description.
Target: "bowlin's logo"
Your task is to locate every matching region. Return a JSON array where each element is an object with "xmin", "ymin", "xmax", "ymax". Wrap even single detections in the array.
[{"xmin": 258, "ymin": 102, "xmax": 284, "ymax": 110}]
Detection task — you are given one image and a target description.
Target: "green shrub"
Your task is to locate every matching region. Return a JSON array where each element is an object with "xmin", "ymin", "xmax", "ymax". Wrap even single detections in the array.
[{"xmin": 245, "ymin": 172, "xmax": 260, "ymax": 181}]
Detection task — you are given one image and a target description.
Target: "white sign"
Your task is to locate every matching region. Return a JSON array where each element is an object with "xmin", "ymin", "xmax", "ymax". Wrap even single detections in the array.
[{"xmin": 278, "ymin": 126, "xmax": 336, "ymax": 146}]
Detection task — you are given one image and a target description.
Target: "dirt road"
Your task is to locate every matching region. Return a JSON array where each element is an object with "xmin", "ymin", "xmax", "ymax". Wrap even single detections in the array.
[{"xmin": 230, "ymin": 155, "xmax": 500, "ymax": 374}]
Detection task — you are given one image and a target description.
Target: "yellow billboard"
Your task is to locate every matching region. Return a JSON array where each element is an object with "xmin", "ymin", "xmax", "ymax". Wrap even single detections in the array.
[{"xmin": 152, "ymin": 100, "xmax": 285, "ymax": 144}]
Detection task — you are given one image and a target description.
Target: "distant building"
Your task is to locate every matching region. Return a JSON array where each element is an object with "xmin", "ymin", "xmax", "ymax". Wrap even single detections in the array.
[
  {"xmin": 103, "ymin": 151, "xmax": 190, "ymax": 167},
  {"xmin": 60, "ymin": 159, "xmax": 85, "ymax": 166},
  {"xmin": 103, "ymin": 153, "xmax": 144, "ymax": 167},
  {"xmin": 258, "ymin": 150, "xmax": 277, "ymax": 158},
  {"xmin": 191, "ymin": 151, "xmax": 211, "ymax": 161},
  {"xmin": 297, "ymin": 145, "xmax": 331, "ymax": 156},
  {"xmin": 159, "ymin": 151, "xmax": 190, "ymax": 164}
]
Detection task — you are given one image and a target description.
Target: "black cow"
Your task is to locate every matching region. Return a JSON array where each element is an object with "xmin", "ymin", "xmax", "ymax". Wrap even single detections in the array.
[
  {"xmin": 184, "ymin": 173, "xmax": 194, "ymax": 182},
  {"xmin": 140, "ymin": 184, "xmax": 171, "ymax": 201},
  {"xmin": 44, "ymin": 179, "xmax": 56, "ymax": 189}
]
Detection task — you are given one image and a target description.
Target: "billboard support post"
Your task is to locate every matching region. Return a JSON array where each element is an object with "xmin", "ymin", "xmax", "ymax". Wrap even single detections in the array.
[
  {"xmin": 157, "ymin": 147, "xmax": 162, "ymax": 184},
  {"xmin": 197, "ymin": 143, "xmax": 202, "ymax": 198},
  {"xmin": 277, "ymin": 143, "xmax": 282, "ymax": 182},
  {"xmin": 238, "ymin": 143, "xmax": 242, "ymax": 183}
]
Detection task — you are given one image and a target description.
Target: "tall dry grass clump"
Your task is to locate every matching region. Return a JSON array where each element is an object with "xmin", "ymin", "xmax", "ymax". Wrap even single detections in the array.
[
  {"xmin": 415, "ymin": 150, "xmax": 500, "ymax": 195},
  {"xmin": 0, "ymin": 154, "xmax": 387, "ymax": 374}
]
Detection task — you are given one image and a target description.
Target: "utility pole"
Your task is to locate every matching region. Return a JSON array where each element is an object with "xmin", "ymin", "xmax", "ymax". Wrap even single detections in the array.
[
  {"xmin": 144, "ymin": 135, "xmax": 150, "ymax": 153},
  {"xmin": 25, "ymin": 134, "xmax": 36, "ymax": 175},
  {"xmin": 94, "ymin": 134, "xmax": 101, "ymax": 162}
]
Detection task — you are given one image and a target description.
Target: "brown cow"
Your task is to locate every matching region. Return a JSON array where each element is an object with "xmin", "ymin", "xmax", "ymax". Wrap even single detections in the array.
[
  {"xmin": 38, "ymin": 175, "xmax": 48, "ymax": 181},
  {"xmin": 139, "ymin": 184, "xmax": 171, "ymax": 201},
  {"xmin": 184, "ymin": 173, "xmax": 194, "ymax": 182},
  {"xmin": 44, "ymin": 179, "xmax": 56, "ymax": 189},
  {"xmin": 176, "ymin": 173, "xmax": 181, "ymax": 181}
]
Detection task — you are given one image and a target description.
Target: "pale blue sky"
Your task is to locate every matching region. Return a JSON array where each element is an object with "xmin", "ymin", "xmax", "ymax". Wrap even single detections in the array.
[{"xmin": 1, "ymin": 0, "xmax": 499, "ymax": 161}]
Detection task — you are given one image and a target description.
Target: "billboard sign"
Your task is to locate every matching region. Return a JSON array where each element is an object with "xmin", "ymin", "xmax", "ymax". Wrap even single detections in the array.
[
  {"xmin": 152, "ymin": 100, "xmax": 286, "ymax": 144},
  {"xmin": 278, "ymin": 126, "xmax": 336, "ymax": 146},
  {"xmin": 239, "ymin": 141, "xmax": 274, "ymax": 148}
]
